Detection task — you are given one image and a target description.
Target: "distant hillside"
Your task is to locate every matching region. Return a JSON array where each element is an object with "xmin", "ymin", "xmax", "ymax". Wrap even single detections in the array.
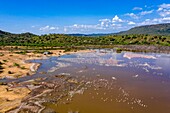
[
  {"xmin": 0, "ymin": 30, "xmax": 11, "ymax": 36},
  {"xmin": 0, "ymin": 30, "xmax": 37, "ymax": 46},
  {"xmin": 0, "ymin": 30, "xmax": 36, "ymax": 37},
  {"xmin": 0, "ymin": 24, "xmax": 170, "ymax": 47},
  {"xmin": 118, "ymin": 23, "xmax": 170, "ymax": 35}
]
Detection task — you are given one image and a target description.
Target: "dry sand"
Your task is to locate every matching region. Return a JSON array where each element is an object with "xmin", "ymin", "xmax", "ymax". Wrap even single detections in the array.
[{"xmin": 0, "ymin": 85, "xmax": 31, "ymax": 113}]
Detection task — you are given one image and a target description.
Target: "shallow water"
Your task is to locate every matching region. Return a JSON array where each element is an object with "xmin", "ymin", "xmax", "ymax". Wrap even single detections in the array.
[
  {"xmin": 32, "ymin": 49, "xmax": 170, "ymax": 113},
  {"xmin": 4, "ymin": 49, "xmax": 170, "ymax": 113}
]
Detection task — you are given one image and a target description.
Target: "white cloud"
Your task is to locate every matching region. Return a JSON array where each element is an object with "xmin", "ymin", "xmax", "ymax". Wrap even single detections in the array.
[
  {"xmin": 159, "ymin": 11, "xmax": 170, "ymax": 17},
  {"xmin": 159, "ymin": 3, "xmax": 170, "ymax": 9},
  {"xmin": 133, "ymin": 7, "xmax": 143, "ymax": 10},
  {"xmin": 162, "ymin": 17, "xmax": 170, "ymax": 21},
  {"xmin": 157, "ymin": 3, "xmax": 170, "ymax": 17},
  {"xmin": 138, "ymin": 19, "xmax": 153, "ymax": 25},
  {"xmin": 112, "ymin": 15, "xmax": 123, "ymax": 22},
  {"xmin": 99, "ymin": 19, "xmax": 111, "ymax": 23},
  {"xmin": 140, "ymin": 10, "xmax": 154, "ymax": 15},
  {"xmin": 39, "ymin": 25, "xmax": 59, "ymax": 32},
  {"xmin": 125, "ymin": 13, "xmax": 139, "ymax": 19},
  {"xmin": 66, "ymin": 24, "xmax": 102, "ymax": 29},
  {"xmin": 128, "ymin": 21, "xmax": 136, "ymax": 25},
  {"xmin": 64, "ymin": 16, "xmax": 125, "ymax": 33},
  {"xmin": 62, "ymin": 16, "xmax": 126, "ymax": 33},
  {"xmin": 99, "ymin": 19, "xmax": 111, "ymax": 27},
  {"xmin": 50, "ymin": 27, "xmax": 56, "ymax": 30},
  {"xmin": 64, "ymin": 28, "xmax": 67, "ymax": 32},
  {"xmin": 158, "ymin": 8, "xmax": 163, "ymax": 11},
  {"xmin": 138, "ymin": 17, "xmax": 170, "ymax": 26}
]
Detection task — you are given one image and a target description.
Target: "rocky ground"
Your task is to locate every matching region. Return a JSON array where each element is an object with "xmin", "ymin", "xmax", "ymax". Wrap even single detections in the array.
[{"xmin": 4, "ymin": 75, "xmax": 86, "ymax": 113}]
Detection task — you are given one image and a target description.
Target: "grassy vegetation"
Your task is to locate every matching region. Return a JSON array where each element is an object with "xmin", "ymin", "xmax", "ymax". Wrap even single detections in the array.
[
  {"xmin": 0, "ymin": 53, "xmax": 4, "ymax": 56},
  {"xmin": 21, "ymin": 66, "xmax": 26, "ymax": 70},
  {"xmin": 0, "ymin": 27, "xmax": 170, "ymax": 48},
  {"xmin": 0, "ymin": 33, "xmax": 170, "ymax": 48},
  {"xmin": 0, "ymin": 23, "xmax": 170, "ymax": 48},
  {"xmin": 13, "ymin": 63, "xmax": 20, "ymax": 67}
]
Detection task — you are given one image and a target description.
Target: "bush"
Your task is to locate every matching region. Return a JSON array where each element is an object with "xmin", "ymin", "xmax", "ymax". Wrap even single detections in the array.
[
  {"xmin": 21, "ymin": 66, "xmax": 26, "ymax": 69},
  {"xmin": 116, "ymin": 48, "xmax": 123, "ymax": 53},
  {"xmin": 64, "ymin": 48, "xmax": 71, "ymax": 52},
  {"xmin": 15, "ymin": 51, "xmax": 27, "ymax": 55},
  {"xmin": 0, "ymin": 53, "xmax": 4, "ymax": 56},
  {"xmin": 8, "ymin": 71, "xmax": 13, "ymax": 74},
  {"xmin": 13, "ymin": 63, "xmax": 20, "ymax": 67}
]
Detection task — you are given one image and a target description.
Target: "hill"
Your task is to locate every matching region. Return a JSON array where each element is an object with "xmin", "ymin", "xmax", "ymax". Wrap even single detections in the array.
[
  {"xmin": 0, "ymin": 30, "xmax": 11, "ymax": 37},
  {"xmin": 0, "ymin": 24, "xmax": 170, "ymax": 47},
  {"xmin": 118, "ymin": 23, "xmax": 170, "ymax": 35},
  {"xmin": 0, "ymin": 30, "xmax": 36, "ymax": 38}
]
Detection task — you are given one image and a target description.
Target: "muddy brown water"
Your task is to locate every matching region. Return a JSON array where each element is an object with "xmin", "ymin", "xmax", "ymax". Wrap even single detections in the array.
[{"xmin": 2, "ymin": 49, "xmax": 170, "ymax": 113}]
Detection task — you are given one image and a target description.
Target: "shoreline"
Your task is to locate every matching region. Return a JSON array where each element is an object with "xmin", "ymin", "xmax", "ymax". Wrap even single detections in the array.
[
  {"xmin": 0, "ymin": 49, "xmax": 93, "ymax": 112},
  {"xmin": 0, "ymin": 49, "xmax": 93, "ymax": 79}
]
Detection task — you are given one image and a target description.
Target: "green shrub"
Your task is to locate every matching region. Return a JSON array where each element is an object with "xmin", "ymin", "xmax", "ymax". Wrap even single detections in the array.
[{"xmin": 13, "ymin": 63, "xmax": 20, "ymax": 67}]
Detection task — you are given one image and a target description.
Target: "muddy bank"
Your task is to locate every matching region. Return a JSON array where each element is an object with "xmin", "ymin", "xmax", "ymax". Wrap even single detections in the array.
[{"xmin": 6, "ymin": 75, "xmax": 86, "ymax": 113}]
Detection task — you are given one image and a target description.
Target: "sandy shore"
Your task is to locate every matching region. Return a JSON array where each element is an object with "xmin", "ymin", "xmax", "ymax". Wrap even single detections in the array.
[
  {"xmin": 0, "ymin": 49, "xmax": 93, "ymax": 112},
  {"xmin": 0, "ymin": 49, "xmax": 92, "ymax": 79},
  {"xmin": 0, "ymin": 85, "xmax": 31, "ymax": 113},
  {"xmin": 0, "ymin": 50, "xmax": 41, "ymax": 79}
]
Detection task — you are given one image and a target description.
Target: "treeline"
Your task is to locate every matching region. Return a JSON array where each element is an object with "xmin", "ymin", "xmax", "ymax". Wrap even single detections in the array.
[{"xmin": 0, "ymin": 33, "xmax": 170, "ymax": 47}]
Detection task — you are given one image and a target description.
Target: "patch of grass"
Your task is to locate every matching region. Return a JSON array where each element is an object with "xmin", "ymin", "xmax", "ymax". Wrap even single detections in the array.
[
  {"xmin": 64, "ymin": 47, "xmax": 76, "ymax": 52},
  {"xmin": 33, "ymin": 50, "xmax": 44, "ymax": 54},
  {"xmin": 21, "ymin": 66, "xmax": 26, "ymax": 70},
  {"xmin": 13, "ymin": 63, "xmax": 20, "ymax": 67},
  {"xmin": 0, "ymin": 53, "xmax": 4, "ymax": 56},
  {"xmin": 116, "ymin": 48, "xmax": 123, "ymax": 53},
  {"xmin": 64, "ymin": 48, "xmax": 71, "ymax": 52},
  {"xmin": 15, "ymin": 51, "xmax": 27, "ymax": 55}
]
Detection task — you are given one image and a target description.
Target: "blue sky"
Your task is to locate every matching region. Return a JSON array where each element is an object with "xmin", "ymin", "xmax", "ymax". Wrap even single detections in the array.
[{"xmin": 0, "ymin": 0, "xmax": 170, "ymax": 34}]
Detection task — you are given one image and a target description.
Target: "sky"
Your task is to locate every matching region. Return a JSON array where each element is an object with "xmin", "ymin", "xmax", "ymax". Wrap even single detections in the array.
[{"xmin": 0, "ymin": 0, "xmax": 170, "ymax": 34}]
